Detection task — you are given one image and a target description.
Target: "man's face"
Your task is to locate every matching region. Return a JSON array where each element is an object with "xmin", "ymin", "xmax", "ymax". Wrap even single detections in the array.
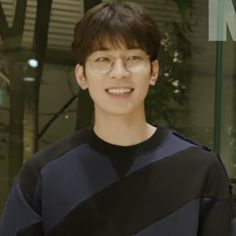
[{"xmin": 75, "ymin": 44, "xmax": 159, "ymax": 117}]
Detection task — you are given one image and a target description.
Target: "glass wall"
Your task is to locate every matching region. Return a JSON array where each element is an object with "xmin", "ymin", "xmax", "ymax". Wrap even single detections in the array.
[
  {"xmin": 0, "ymin": 0, "xmax": 235, "ymax": 214},
  {"xmin": 221, "ymin": 40, "xmax": 236, "ymax": 194},
  {"xmin": 0, "ymin": 0, "xmax": 83, "ymax": 213},
  {"xmin": 132, "ymin": 0, "xmax": 236, "ymax": 186}
]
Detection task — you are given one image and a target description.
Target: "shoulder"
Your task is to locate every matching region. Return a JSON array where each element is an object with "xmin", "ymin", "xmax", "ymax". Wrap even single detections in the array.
[
  {"xmin": 169, "ymin": 129, "xmax": 231, "ymax": 197},
  {"xmin": 18, "ymin": 126, "xmax": 91, "ymax": 207},
  {"xmin": 161, "ymin": 128, "xmax": 218, "ymax": 165},
  {"xmin": 170, "ymin": 129, "xmax": 212, "ymax": 152},
  {"xmin": 170, "ymin": 129, "xmax": 223, "ymax": 168}
]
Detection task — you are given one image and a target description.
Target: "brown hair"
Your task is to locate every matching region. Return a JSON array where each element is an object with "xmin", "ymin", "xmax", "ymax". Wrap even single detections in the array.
[{"xmin": 71, "ymin": 1, "xmax": 161, "ymax": 64}]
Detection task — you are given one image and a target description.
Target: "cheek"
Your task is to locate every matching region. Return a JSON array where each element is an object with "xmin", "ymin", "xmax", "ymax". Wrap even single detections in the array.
[
  {"xmin": 87, "ymin": 84, "xmax": 102, "ymax": 99},
  {"xmin": 86, "ymin": 79, "xmax": 106, "ymax": 102},
  {"xmin": 85, "ymin": 70, "xmax": 104, "ymax": 90},
  {"xmin": 132, "ymin": 80, "xmax": 150, "ymax": 103},
  {"xmin": 138, "ymin": 75, "xmax": 152, "ymax": 97},
  {"xmin": 137, "ymin": 72, "xmax": 152, "ymax": 88}
]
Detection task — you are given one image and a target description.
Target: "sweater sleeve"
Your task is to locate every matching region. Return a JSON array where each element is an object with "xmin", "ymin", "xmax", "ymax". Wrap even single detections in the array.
[
  {"xmin": 198, "ymin": 154, "xmax": 235, "ymax": 236},
  {"xmin": 0, "ymin": 179, "xmax": 43, "ymax": 236},
  {"xmin": 198, "ymin": 197, "xmax": 234, "ymax": 236}
]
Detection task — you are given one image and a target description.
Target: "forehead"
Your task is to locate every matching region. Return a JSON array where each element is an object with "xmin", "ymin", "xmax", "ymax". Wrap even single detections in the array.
[
  {"xmin": 90, "ymin": 34, "xmax": 145, "ymax": 52},
  {"xmin": 88, "ymin": 48, "xmax": 147, "ymax": 60},
  {"xmin": 89, "ymin": 39, "xmax": 145, "ymax": 55}
]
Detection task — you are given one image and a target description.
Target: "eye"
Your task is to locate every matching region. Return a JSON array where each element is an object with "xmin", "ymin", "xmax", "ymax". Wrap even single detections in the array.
[
  {"xmin": 94, "ymin": 57, "xmax": 111, "ymax": 63},
  {"xmin": 127, "ymin": 55, "xmax": 144, "ymax": 61}
]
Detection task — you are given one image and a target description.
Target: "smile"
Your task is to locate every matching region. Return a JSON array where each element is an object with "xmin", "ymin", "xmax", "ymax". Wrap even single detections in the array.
[{"xmin": 106, "ymin": 88, "xmax": 134, "ymax": 95}]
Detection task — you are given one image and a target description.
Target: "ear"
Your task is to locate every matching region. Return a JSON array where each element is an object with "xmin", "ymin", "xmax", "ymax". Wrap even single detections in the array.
[
  {"xmin": 75, "ymin": 64, "xmax": 88, "ymax": 90},
  {"xmin": 149, "ymin": 60, "xmax": 159, "ymax": 86}
]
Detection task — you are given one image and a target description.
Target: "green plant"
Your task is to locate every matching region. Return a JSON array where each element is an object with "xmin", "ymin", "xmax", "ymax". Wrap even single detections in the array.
[{"xmin": 145, "ymin": 0, "xmax": 192, "ymax": 128}]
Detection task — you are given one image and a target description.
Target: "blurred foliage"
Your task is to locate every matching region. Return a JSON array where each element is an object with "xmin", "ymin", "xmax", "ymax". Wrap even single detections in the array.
[
  {"xmin": 230, "ymin": 74, "xmax": 236, "ymax": 195},
  {"xmin": 172, "ymin": 0, "xmax": 193, "ymax": 19},
  {"xmin": 145, "ymin": 0, "xmax": 192, "ymax": 128},
  {"xmin": 0, "ymin": 55, "xmax": 9, "ymax": 160},
  {"xmin": 0, "ymin": 120, "xmax": 8, "ymax": 160},
  {"xmin": 0, "ymin": 0, "xmax": 193, "ymax": 150}
]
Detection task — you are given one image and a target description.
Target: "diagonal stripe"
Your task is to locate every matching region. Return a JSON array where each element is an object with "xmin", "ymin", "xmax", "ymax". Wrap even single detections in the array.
[
  {"xmin": 16, "ymin": 222, "xmax": 43, "ymax": 236},
  {"xmin": 134, "ymin": 198, "xmax": 200, "ymax": 236},
  {"xmin": 47, "ymin": 146, "xmax": 227, "ymax": 236}
]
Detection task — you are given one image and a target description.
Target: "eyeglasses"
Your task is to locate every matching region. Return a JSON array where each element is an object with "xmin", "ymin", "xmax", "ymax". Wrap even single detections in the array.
[{"xmin": 86, "ymin": 52, "xmax": 150, "ymax": 74}]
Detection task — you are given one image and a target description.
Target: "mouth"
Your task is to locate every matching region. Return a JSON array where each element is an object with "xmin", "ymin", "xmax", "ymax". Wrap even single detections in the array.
[{"xmin": 105, "ymin": 88, "xmax": 134, "ymax": 96}]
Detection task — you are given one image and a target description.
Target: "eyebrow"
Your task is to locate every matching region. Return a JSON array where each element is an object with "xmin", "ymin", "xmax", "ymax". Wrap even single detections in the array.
[
  {"xmin": 95, "ymin": 47, "xmax": 110, "ymax": 51},
  {"xmin": 94, "ymin": 47, "xmax": 141, "ymax": 51}
]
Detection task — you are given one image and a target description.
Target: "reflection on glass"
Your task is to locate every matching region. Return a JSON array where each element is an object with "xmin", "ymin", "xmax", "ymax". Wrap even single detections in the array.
[{"xmin": 221, "ymin": 40, "xmax": 236, "ymax": 194}]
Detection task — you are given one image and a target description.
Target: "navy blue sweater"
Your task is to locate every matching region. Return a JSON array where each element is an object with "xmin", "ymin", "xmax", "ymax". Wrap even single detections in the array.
[{"xmin": 0, "ymin": 126, "xmax": 234, "ymax": 235}]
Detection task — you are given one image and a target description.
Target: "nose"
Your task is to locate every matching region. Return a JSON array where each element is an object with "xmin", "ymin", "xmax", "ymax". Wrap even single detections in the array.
[{"xmin": 108, "ymin": 59, "xmax": 130, "ymax": 79}]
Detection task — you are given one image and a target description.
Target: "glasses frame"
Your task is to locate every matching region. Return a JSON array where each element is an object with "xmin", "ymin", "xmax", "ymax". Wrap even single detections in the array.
[{"xmin": 86, "ymin": 52, "xmax": 151, "ymax": 74}]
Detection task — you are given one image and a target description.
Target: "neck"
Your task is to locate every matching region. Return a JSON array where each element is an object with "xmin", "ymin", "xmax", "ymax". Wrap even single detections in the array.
[{"xmin": 93, "ymin": 108, "xmax": 156, "ymax": 146}]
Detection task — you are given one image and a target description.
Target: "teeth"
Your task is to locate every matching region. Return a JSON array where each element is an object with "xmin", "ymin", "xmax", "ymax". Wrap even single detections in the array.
[{"xmin": 107, "ymin": 88, "xmax": 132, "ymax": 95}]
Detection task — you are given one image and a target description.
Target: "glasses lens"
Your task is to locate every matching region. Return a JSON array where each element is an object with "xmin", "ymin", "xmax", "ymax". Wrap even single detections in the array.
[
  {"xmin": 126, "ymin": 56, "xmax": 148, "ymax": 73},
  {"xmin": 91, "ymin": 56, "xmax": 112, "ymax": 73},
  {"xmin": 88, "ymin": 53, "xmax": 149, "ymax": 74}
]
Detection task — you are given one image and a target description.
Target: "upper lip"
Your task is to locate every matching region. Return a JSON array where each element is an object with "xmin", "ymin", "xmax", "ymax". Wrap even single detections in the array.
[{"xmin": 105, "ymin": 87, "xmax": 134, "ymax": 90}]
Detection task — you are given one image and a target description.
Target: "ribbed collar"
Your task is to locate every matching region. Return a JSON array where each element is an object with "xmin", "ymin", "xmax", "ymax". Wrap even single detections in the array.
[{"xmin": 88, "ymin": 126, "xmax": 170, "ymax": 178}]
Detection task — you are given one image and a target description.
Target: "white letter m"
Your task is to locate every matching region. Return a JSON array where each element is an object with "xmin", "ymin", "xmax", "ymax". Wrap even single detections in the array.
[{"xmin": 209, "ymin": 0, "xmax": 236, "ymax": 41}]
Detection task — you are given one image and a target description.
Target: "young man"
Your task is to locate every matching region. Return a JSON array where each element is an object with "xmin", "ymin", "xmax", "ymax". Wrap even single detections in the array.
[{"xmin": 0, "ymin": 2, "xmax": 235, "ymax": 236}]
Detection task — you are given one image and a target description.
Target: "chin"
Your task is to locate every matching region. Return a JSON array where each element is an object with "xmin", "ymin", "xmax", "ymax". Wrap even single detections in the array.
[{"xmin": 95, "ymin": 103, "xmax": 143, "ymax": 117}]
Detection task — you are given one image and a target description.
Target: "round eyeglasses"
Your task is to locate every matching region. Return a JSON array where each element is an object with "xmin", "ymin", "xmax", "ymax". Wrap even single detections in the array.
[{"xmin": 86, "ymin": 53, "xmax": 150, "ymax": 74}]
